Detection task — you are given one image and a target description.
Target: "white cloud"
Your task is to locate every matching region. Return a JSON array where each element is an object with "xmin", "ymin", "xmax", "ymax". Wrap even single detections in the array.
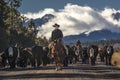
[
  {"xmin": 23, "ymin": 8, "xmax": 55, "ymax": 19},
  {"xmin": 23, "ymin": 3, "xmax": 120, "ymax": 39},
  {"xmin": 100, "ymin": 8, "xmax": 120, "ymax": 26}
]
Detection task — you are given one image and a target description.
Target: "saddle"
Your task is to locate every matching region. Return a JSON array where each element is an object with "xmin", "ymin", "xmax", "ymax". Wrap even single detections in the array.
[{"xmin": 49, "ymin": 39, "xmax": 66, "ymax": 57}]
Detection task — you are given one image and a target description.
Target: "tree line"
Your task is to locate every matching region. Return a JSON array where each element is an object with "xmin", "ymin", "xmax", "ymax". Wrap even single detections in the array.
[
  {"xmin": 82, "ymin": 39, "xmax": 120, "ymax": 46},
  {"xmin": 0, "ymin": 0, "xmax": 48, "ymax": 52}
]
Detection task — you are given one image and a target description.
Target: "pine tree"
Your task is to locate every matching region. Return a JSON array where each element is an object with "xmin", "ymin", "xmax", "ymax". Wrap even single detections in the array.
[
  {"xmin": 4, "ymin": 0, "xmax": 23, "ymax": 45},
  {"xmin": 0, "ymin": 0, "xmax": 9, "ymax": 52},
  {"xmin": 0, "ymin": 0, "xmax": 23, "ymax": 52}
]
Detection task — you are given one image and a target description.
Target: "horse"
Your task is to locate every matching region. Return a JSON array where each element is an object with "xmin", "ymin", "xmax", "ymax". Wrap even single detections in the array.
[{"xmin": 49, "ymin": 39, "xmax": 66, "ymax": 71}]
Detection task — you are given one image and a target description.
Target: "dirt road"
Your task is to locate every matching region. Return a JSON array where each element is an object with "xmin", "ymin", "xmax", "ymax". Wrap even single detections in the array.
[{"xmin": 0, "ymin": 62, "xmax": 120, "ymax": 80}]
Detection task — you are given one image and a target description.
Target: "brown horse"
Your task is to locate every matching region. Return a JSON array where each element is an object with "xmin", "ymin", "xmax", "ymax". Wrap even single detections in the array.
[{"xmin": 49, "ymin": 39, "xmax": 66, "ymax": 71}]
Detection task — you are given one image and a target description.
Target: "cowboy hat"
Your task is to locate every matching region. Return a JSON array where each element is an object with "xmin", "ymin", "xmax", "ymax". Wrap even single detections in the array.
[{"xmin": 53, "ymin": 23, "xmax": 60, "ymax": 27}]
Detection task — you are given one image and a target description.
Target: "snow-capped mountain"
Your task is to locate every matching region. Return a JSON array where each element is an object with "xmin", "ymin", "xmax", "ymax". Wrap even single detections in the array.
[
  {"xmin": 23, "ymin": 14, "xmax": 55, "ymax": 27},
  {"xmin": 63, "ymin": 29, "xmax": 120, "ymax": 43},
  {"xmin": 112, "ymin": 12, "xmax": 120, "ymax": 21}
]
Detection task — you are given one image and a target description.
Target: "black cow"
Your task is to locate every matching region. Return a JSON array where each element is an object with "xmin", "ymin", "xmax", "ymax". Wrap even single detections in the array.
[
  {"xmin": 66, "ymin": 45, "xmax": 72, "ymax": 64},
  {"xmin": 17, "ymin": 46, "xmax": 50, "ymax": 68},
  {"xmin": 0, "ymin": 52, "xmax": 6, "ymax": 68},
  {"xmin": 17, "ymin": 47, "xmax": 33, "ymax": 67},
  {"xmin": 104, "ymin": 45, "xmax": 114, "ymax": 65},
  {"xmin": 69, "ymin": 46, "xmax": 77, "ymax": 64},
  {"xmin": 42, "ymin": 46, "xmax": 51, "ymax": 66},
  {"xmin": 1, "ymin": 46, "xmax": 18, "ymax": 68},
  {"xmin": 63, "ymin": 45, "xmax": 69, "ymax": 67},
  {"xmin": 31, "ymin": 45, "xmax": 44, "ymax": 67},
  {"xmin": 31, "ymin": 45, "xmax": 52, "ymax": 67},
  {"xmin": 82, "ymin": 47, "xmax": 89, "ymax": 64}
]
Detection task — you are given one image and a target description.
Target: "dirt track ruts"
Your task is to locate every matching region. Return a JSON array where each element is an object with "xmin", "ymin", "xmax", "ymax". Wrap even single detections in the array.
[{"xmin": 0, "ymin": 61, "xmax": 120, "ymax": 80}]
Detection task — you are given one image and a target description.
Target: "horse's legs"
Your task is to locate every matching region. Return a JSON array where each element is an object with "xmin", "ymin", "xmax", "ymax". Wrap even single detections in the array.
[
  {"xmin": 109, "ymin": 55, "xmax": 112, "ymax": 65},
  {"xmin": 59, "ymin": 56, "xmax": 64, "ymax": 70},
  {"xmin": 55, "ymin": 63, "xmax": 58, "ymax": 71},
  {"xmin": 57, "ymin": 63, "xmax": 62, "ymax": 70},
  {"xmin": 55, "ymin": 62, "xmax": 58, "ymax": 71},
  {"xmin": 54, "ymin": 57, "xmax": 58, "ymax": 71},
  {"xmin": 55, "ymin": 57, "xmax": 63, "ymax": 71},
  {"xmin": 90, "ymin": 57, "xmax": 95, "ymax": 65},
  {"xmin": 56, "ymin": 62, "xmax": 62, "ymax": 70},
  {"xmin": 105, "ymin": 55, "xmax": 109, "ymax": 65}
]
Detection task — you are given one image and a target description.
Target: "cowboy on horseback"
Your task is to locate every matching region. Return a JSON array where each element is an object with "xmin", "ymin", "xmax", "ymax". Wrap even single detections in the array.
[
  {"xmin": 48, "ymin": 23, "xmax": 67, "ymax": 70},
  {"xmin": 51, "ymin": 23, "xmax": 63, "ymax": 42},
  {"xmin": 48, "ymin": 23, "xmax": 67, "ymax": 56},
  {"xmin": 76, "ymin": 40, "xmax": 81, "ymax": 47}
]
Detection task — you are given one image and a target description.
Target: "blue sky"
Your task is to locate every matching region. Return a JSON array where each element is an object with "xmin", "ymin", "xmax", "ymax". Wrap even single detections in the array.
[{"xmin": 19, "ymin": 0, "xmax": 120, "ymax": 13}]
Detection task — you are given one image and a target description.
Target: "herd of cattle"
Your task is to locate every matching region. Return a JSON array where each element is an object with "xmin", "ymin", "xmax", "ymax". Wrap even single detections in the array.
[{"xmin": 0, "ymin": 44, "xmax": 114, "ymax": 69}]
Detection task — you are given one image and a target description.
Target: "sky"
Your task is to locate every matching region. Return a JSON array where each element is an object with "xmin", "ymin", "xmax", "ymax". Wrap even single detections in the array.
[
  {"xmin": 18, "ymin": 0, "xmax": 120, "ymax": 39},
  {"xmin": 19, "ymin": 0, "xmax": 120, "ymax": 14}
]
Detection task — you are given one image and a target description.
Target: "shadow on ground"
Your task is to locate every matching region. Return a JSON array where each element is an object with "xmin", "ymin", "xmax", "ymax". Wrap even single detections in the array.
[
  {"xmin": 0, "ymin": 72, "xmax": 120, "ymax": 79},
  {"xmin": 0, "ymin": 65, "xmax": 120, "ymax": 79}
]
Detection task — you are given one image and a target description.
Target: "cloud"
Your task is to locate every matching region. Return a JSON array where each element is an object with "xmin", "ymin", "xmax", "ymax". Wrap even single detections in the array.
[
  {"xmin": 23, "ymin": 3, "xmax": 120, "ymax": 39},
  {"xmin": 100, "ymin": 8, "xmax": 120, "ymax": 26},
  {"xmin": 22, "ymin": 8, "xmax": 55, "ymax": 19}
]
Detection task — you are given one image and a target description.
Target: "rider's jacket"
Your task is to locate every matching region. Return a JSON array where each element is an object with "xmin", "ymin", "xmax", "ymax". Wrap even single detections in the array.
[
  {"xmin": 76, "ymin": 41, "xmax": 81, "ymax": 46},
  {"xmin": 51, "ymin": 29, "xmax": 63, "ymax": 41}
]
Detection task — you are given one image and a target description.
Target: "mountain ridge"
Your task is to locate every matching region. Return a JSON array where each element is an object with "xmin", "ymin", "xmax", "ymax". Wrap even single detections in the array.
[
  {"xmin": 23, "ymin": 14, "xmax": 55, "ymax": 27},
  {"xmin": 63, "ymin": 29, "xmax": 120, "ymax": 43}
]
